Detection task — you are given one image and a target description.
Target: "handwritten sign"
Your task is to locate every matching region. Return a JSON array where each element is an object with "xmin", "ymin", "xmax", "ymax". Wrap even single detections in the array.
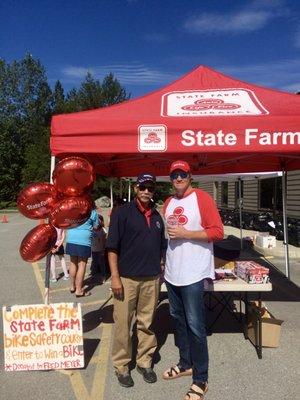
[{"xmin": 2, "ymin": 303, "xmax": 84, "ymax": 371}]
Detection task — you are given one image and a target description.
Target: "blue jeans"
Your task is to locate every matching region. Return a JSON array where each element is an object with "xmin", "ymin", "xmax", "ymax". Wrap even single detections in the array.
[{"xmin": 166, "ymin": 279, "xmax": 208, "ymax": 383}]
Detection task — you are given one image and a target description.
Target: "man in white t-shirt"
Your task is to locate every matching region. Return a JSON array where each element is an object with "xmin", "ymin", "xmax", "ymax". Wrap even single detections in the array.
[{"xmin": 162, "ymin": 160, "xmax": 223, "ymax": 400}]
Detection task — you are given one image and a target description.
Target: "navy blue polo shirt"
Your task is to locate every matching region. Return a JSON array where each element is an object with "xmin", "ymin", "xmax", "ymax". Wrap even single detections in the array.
[{"xmin": 106, "ymin": 200, "xmax": 167, "ymax": 277}]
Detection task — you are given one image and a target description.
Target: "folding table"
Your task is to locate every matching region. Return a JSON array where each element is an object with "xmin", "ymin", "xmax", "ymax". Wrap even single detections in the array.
[{"xmin": 160, "ymin": 278, "xmax": 272, "ymax": 359}]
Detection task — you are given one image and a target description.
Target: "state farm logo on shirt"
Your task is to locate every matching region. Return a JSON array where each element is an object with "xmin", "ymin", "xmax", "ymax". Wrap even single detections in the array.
[
  {"xmin": 161, "ymin": 89, "xmax": 269, "ymax": 117},
  {"xmin": 138, "ymin": 125, "xmax": 167, "ymax": 152},
  {"xmin": 167, "ymin": 207, "xmax": 188, "ymax": 226}
]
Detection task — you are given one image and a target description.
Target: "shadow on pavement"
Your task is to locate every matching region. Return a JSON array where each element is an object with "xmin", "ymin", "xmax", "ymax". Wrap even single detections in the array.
[
  {"xmin": 84, "ymin": 338, "xmax": 100, "ymax": 366},
  {"xmin": 83, "ymin": 304, "xmax": 114, "ymax": 333}
]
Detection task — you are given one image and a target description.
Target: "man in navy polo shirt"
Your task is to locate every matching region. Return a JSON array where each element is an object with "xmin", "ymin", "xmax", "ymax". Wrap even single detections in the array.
[{"xmin": 107, "ymin": 173, "xmax": 167, "ymax": 388}]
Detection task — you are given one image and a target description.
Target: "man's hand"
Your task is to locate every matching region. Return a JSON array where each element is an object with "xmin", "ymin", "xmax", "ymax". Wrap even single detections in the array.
[
  {"xmin": 111, "ymin": 276, "xmax": 123, "ymax": 300},
  {"xmin": 167, "ymin": 226, "xmax": 208, "ymax": 242},
  {"xmin": 167, "ymin": 225, "xmax": 189, "ymax": 240}
]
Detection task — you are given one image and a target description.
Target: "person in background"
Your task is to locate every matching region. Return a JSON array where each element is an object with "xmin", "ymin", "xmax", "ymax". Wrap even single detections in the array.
[
  {"xmin": 91, "ymin": 215, "xmax": 107, "ymax": 284},
  {"xmin": 106, "ymin": 173, "xmax": 167, "ymax": 388},
  {"xmin": 50, "ymin": 227, "xmax": 69, "ymax": 283},
  {"xmin": 162, "ymin": 160, "xmax": 223, "ymax": 400},
  {"xmin": 108, "ymin": 198, "xmax": 125, "ymax": 226},
  {"xmin": 65, "ymin": 208, "xmax": 99, "ymax": 297}
]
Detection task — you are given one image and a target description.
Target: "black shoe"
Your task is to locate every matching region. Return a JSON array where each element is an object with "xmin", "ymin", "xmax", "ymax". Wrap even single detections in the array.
[
  {"xmin": 137, "ymin": 366, "xmax": 157, "ymax": 383},
  {"xmin": 116, "ymin": 371, "xmax": 134, "ymax": 387}
]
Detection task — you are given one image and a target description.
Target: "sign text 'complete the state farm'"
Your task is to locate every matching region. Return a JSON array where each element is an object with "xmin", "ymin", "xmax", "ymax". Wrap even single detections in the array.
[{"xmin": 181, "ymin": 128, "xmax": 300, "ymax": 147}]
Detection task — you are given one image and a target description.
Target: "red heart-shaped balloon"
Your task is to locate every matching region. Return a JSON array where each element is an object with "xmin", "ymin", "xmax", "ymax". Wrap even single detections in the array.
[
  {"xmin": 17, "ymin": 182, "xmax": 57, "ymax": 219},
  {"xmin": 49, "ymin": 196, "xmax": 93, "ymax": 229},
  {"xmin": 20, "ymin": 224, "xmax": 57, "ymax": 262},
  {"xmin": 53, "ymin": 157, "xmax": 95, "ymax": 197}
]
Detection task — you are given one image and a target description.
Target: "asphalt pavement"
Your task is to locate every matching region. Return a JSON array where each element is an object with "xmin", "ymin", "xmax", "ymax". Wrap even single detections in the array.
[{"xmin": 0, "ymin": 212, "xmax": 299, "ymax": 400}]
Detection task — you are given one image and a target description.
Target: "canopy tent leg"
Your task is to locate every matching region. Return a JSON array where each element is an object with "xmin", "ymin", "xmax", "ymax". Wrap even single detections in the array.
[
  {"xmin": 128, "ymin": 179, "xmax": 131, "ymax": 202},
  {"xmin": 110, "ymin": 180, "xmax": 114, "ymax": 209},
  {"xmin": 44, "ymin": 253, "xmax": 52, "ymax": 304},
  {"xmin": 238, "ymin": 178, "xmax": 243, "ymax": 250},
  {"xmin": 282, "ymin": 171, "xmax": 290, "ymax": 279},
  {"xmin": 50, "ymin": 155, "xmax": 56, "ymax": 183}
]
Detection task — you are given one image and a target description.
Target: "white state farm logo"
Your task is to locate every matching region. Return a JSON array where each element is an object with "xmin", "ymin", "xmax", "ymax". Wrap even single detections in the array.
[
  {"xmin": 161, "ymin": 89, "xmax": 269, "ymax": 117},
  {"xmin": 138, "ymin": 125, "xmax": 167, "ymax": 152}
]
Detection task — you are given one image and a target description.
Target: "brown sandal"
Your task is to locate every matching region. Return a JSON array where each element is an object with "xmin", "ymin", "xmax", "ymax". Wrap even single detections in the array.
[
  {"xmin": 184, "ymin": 383, "xmax": 208, "ymax": 400},
  {"xmin": 162, "ymin": 365, "xmax": 192, "ymax": 380},
  {"xmin": 75, "ymin": 291, "xmax": 91, "ymax": 298}
]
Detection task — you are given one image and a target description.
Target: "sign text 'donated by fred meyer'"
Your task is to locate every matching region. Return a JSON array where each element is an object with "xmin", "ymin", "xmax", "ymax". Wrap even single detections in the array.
[{"xmin": 3, "ymin": 303, "xmax": 84, "ymax": 371}]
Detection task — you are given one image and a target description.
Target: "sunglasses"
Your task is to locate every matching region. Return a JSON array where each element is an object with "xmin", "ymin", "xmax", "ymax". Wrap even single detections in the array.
[
  {"xmin": 138, "ymin": 184, "xmax": 155, "ymax": 193},
  {"xmin": 170, "ymin": 171, "xmax": 189, "ymax": 180}
]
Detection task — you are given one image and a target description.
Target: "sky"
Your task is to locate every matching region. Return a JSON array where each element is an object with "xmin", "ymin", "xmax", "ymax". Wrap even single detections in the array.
[{"xmin": 1, "ymin": 0, "xmax": 300, "ymax": 98}]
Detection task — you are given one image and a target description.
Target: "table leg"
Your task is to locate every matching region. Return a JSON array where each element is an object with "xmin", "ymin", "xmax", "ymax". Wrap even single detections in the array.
[
  {"xmin": 258, "ymin": 292, "xmax": 262, "ymax": 359},
  {"xmin": 239, "ymin": 292, "xmax": 242, "ymax": 321},
  {"xmin": 244, "ymin": 292, "xmax": 248, "ymax": 339}
]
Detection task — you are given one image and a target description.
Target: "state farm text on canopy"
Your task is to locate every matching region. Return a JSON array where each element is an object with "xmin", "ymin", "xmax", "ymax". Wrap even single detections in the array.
[{"xmin": 181, "ymin": 129, "xmax": 300, "ymax": 147}]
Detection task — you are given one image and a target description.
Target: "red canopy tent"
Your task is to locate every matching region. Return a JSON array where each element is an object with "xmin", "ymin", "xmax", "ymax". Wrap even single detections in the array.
[
  {"xmin": 51, "ymin": 65, "xmax": 300, "ymax": 177},
  {"xmin": 51, "ymin": 65, "xmax": 300, "ymax": 278}
]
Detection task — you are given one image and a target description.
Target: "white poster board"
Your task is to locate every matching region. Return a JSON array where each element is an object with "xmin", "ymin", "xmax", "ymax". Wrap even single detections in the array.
[{"xmin": 3, "ymin": 303, "xmax": 84, "ymax": 371}]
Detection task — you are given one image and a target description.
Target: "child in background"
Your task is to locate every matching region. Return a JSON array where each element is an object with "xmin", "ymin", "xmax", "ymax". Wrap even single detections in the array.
[
  {"xmin": 91, "ymin": 215, "xmax": 107, "ymax": 284},
  {"xmin": 50, "ymin": 228, "xmax": 69, "ymax": 283}
]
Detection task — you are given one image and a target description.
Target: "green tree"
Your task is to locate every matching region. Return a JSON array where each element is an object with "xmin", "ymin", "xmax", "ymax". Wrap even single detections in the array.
[
  {"xmin": 0, "ymin": 59, "xmax": 10, "ymax": 117},
  {"xmin": 0, "ymin": 55, "xmax": 131, "ymax": 204},
  {"xmin": 154, "ymin": 182, "xmax": 173, "ymax": 203},
  {"xmin": 0, "ymin": 54, "xmax": 53, "ymax": 201},
  {"xmin": 101, "ymin": 72, "xmax": 130, "ymax": 106},
  {"xmin": 63, "ymin": 71, "xmax": 130, "ymax": 112},
  {"xmin": 64, "ymin": 88, "xmax": 80, "ymax": 113},
  {"xmin": 0, "ymin": 123, "xmax": 23, "ymax": 202},
  {"xmin": 52, "ymin": 80, "xmax": 65, "ymax": 114},
  {"xmin": 21, "ymin": 128, "xmax": 51, "ymax": 184},
  {"xmin": 77, "ymin": 72, "xmax": 103, "ymax": 110},
  {"xmin": 92, "ymin": 176, "xmax": 117, "ymax": 199}
]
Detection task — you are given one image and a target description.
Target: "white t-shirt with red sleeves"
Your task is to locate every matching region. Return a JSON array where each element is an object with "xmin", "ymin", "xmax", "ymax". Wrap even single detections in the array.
[{"xmin": 164, "ymin": 189, "xmax": 223, "ymax": 287}]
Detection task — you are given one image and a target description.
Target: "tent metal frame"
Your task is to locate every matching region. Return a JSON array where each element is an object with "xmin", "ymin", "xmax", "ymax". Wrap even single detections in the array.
[{"xmin": 50, "ymin": 155, "xmax": 291, "ymax": 279}]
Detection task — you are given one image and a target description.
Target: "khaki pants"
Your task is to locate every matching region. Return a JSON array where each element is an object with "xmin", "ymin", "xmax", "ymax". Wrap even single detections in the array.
[{"xmin": 112, "ymin": 276, "xmax": 160, "ymax": 374}]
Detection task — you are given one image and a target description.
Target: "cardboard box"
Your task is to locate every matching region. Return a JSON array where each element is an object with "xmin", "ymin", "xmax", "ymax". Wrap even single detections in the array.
[
  {"xmin": 247, "ymin": 304, "xmax": 283, "ymax": 348},
  {"xmin": 255, "ymin": 234, "xmax": 276, "ymax": 248},
  {"xmin": 235, "ymin": 261, "xmax": 269, "ymax": 283}
]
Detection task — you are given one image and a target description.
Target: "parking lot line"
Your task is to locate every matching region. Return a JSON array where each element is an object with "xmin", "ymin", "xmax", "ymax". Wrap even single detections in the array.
[
  {"xmin": 68, "ymin": 370, "xmax": 90, "ymax": 399},
  {"xmin": 31, "ymin": 260, "xmax": 113, "ymax": 400},
  {"xmin": 90, "ymin": 323, "xmax": 112, "ymax": 399},
  {"xmin": 62, "ymin": 323, "xmax": 112, "ymax": 400},
  {"xmin": 31, "ymin": 262, "xmax": 45, "ymax": 298}
]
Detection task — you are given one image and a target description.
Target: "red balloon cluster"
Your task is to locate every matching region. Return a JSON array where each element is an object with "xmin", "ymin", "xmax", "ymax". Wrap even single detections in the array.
[{"xmin": 18, "ymin": 157, "xmax": 95, "ymax": 262}]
